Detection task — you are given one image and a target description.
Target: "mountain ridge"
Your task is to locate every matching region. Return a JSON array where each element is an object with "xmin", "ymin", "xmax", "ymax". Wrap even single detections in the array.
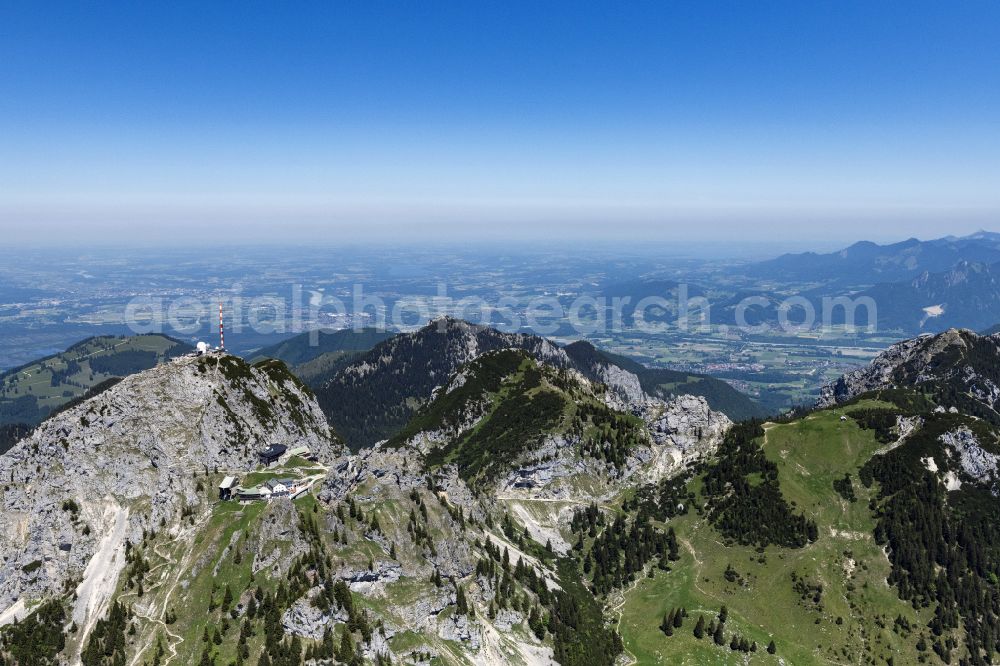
[
  {"xmin": 855, "ymin": 260, "xmax": 1000, "ymax": 333},
  {"xmin": 315, "ymin": 318, "xmax": 762, "ymax": 450},
  {"xmin": 746, "ymin": 232, "xmax": 1000, "ymax": 285},
  {"xmin": 564, "ymin": 340, "xmax": 768, "ymax": 422},
  {"xmin": 6, "ymin": 320, "xmax": 1000, "ymax": 665},
  {"xmin": 818, "ymin": 327, "xmax": 1000, "ymax": 420},
  {"xmin": 0, "ymin": 321, "xmax": 738, "ymax": 666}
]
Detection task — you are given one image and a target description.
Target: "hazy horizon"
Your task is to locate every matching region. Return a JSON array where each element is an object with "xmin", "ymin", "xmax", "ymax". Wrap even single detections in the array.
[
  {"xmin": 4, "ymin": 230, "xmax": 998, "ymax": 262},
  {"xmin": 2, "ymin": 2, "xmax": 999, "ymax": 246}
]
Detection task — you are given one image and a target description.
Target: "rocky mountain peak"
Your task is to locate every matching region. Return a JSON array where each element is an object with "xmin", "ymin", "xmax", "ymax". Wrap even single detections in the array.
[
  {"xmin": 317, "ymin": 320, "xmax": 579, "ymax": 449},
  {"xmin": 0, "ymin": 352, "xmax": 338, "ymax": 636},
  {"xmin": 818, "ymin": 328, "xmax": 999, "ymax": 412}
]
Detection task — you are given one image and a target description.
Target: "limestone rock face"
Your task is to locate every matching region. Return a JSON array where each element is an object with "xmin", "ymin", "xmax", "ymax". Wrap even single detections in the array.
[
  {"xmin": 646, "ymin": 394, "xmax": 731, "ymax": 452},
  {"xmin": 941, "ymin": 426, "xmax": 1000, "ymax": 490},
  {"xmin": 321, "ymin": 446, "xmax": 428, "ymax": 504},
  {"xmin": 493, "ymin": 608, "xmax": 523, "ymax": 632},
  {"xmin": 281, "ymin": 592, "xmax": 347, "ymax": 639},
  {"xmin": 341, "ymin": 560, "xmax": 404, "ymax": 593},
  {"xmin": 253, "ymin": 499, "xmax": 318, "ymax": 577},
  {"xmin": 495, "ymin": 394, "xmax": 730, "ymax": 502},
  {"xmin": 818, "ymin": 328, "xmax": 1000, "ymax": 410},
  {"xmin": 438, "ymin": 611, "xmax": 481, "ymax": 648},
  {"xmin": 319, "ymin": 445, "xmax": 479, "ymax": 580},
  {"xmin": 637, "ymin": 394, "xmax": 731, "ymax": 484},
  {"xmin": 591, "ymin": 362, "xmax": 648, "ymax": 408},
  {"xmin": 0, "ymin": 353, "xmax": 339, "ymax": 623}
]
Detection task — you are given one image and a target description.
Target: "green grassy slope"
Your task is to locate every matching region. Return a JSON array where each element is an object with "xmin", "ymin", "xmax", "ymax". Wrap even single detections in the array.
[
  {"xmin": 617, "ymin": 402, "xmax": 932, "ymax": 665},
  {"xmin": 404, "ymin": 349, "xmax": 647, "ymax": 491},
  {"xmin": 417, "ymin": 350, "xmax": 580, "ymax": 487}
]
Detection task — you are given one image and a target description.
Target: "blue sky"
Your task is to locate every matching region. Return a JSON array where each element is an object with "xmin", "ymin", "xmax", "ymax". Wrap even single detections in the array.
[{"xmin": 1, "ymin": 1, "xmax": 999, "ymax": 246}]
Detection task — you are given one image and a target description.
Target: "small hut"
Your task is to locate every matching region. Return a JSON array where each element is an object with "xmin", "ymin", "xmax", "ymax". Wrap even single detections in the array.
[{"xmin": 218, "ymin": 476, "xmax": 238, "ymax": 500}]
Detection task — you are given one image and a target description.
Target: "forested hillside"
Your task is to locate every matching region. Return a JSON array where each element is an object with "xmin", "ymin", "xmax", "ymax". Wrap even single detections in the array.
[
  {"xmin": 251, "ymin": 328, "xmax": 393, "ymax": 367},
  {"xmin": 313, "ymin": 319, "xmax": 571, "ymax": 449},
  {"xmin": 0, "ymin": 422, "xmax": 31, "ymax": 456}
]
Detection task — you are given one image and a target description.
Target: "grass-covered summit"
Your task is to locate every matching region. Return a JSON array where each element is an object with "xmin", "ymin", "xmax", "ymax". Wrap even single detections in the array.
[{"xmin": 396, "ymin": 349, "xmax": 651, "ymax": 488}]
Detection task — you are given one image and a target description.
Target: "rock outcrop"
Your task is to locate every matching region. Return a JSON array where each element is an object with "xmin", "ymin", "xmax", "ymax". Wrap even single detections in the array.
[
  {"xmin": 282, "ymin": 592, "xmax": 348, "ymax": 639},
  {"xmin": 941, "ymin": 426, "xmax": 1000, "ymax": 490},
  {"xmin": 818, "ymin": 328, "xmax": 1000, "ymax": 414}
]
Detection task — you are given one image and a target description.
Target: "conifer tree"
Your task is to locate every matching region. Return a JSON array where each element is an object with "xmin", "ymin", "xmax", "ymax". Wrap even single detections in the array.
[
  {"xmin": 337, "ymin": 630, "xmax": 354, "ymax": 663},
  {"xmin": 660, "ymin": 610, "xmax": 674, "ymax": 636},
  {"xmin": 456, "ymin": 585, "xmax": 469, "ymax": 615},
  {"xmin": 693, "ymin": 615, "xmax": 705, "ymax": 639}
]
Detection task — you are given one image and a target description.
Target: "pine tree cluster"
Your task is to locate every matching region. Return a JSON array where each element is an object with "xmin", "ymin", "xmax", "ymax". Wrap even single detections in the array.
[
  {"xmin": 863, "ymin": 416, "xmax": 1000, "ymax": 665},
  {"xmin": 701, "ymin": 421, "xmax": 818, "ymax": 548},
  {"xmin": 0, "ymin": 599, "xmax": 67, "ymax": 665}
]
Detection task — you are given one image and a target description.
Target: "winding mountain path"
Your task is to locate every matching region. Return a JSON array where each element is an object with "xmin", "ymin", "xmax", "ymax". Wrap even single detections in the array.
[
  {"xmin": 126, "ymin": 508, "xmax": 213, "ymax": 666},
  {"xmin": 608, "ymin": 581, "xmax": 640, "ymax": 666}
]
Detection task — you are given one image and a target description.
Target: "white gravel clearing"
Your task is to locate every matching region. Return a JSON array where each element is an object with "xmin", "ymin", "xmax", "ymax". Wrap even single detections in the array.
[{"xmin": 72, "ymin": 501, "xmax": 129, "ymax": 665}]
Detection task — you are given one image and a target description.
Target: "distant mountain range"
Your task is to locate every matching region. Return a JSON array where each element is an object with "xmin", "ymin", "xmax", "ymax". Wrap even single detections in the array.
[
  {"xmin": 854, "ymin": 260, "xmax": 1000, "ymax": 333},
  {"xmin": 585, "ymin": 233, "xmax": 1000, "ymax": 335},
  {"xmin": 746, "ymin": 231, "xmax": 1000, "ymax": 286}
]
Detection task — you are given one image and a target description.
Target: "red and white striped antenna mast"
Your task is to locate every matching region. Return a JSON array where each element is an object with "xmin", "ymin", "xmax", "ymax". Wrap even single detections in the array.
[{"xmin": 218, "ymin": 301, "xmax": 225, "ymax": 351}]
